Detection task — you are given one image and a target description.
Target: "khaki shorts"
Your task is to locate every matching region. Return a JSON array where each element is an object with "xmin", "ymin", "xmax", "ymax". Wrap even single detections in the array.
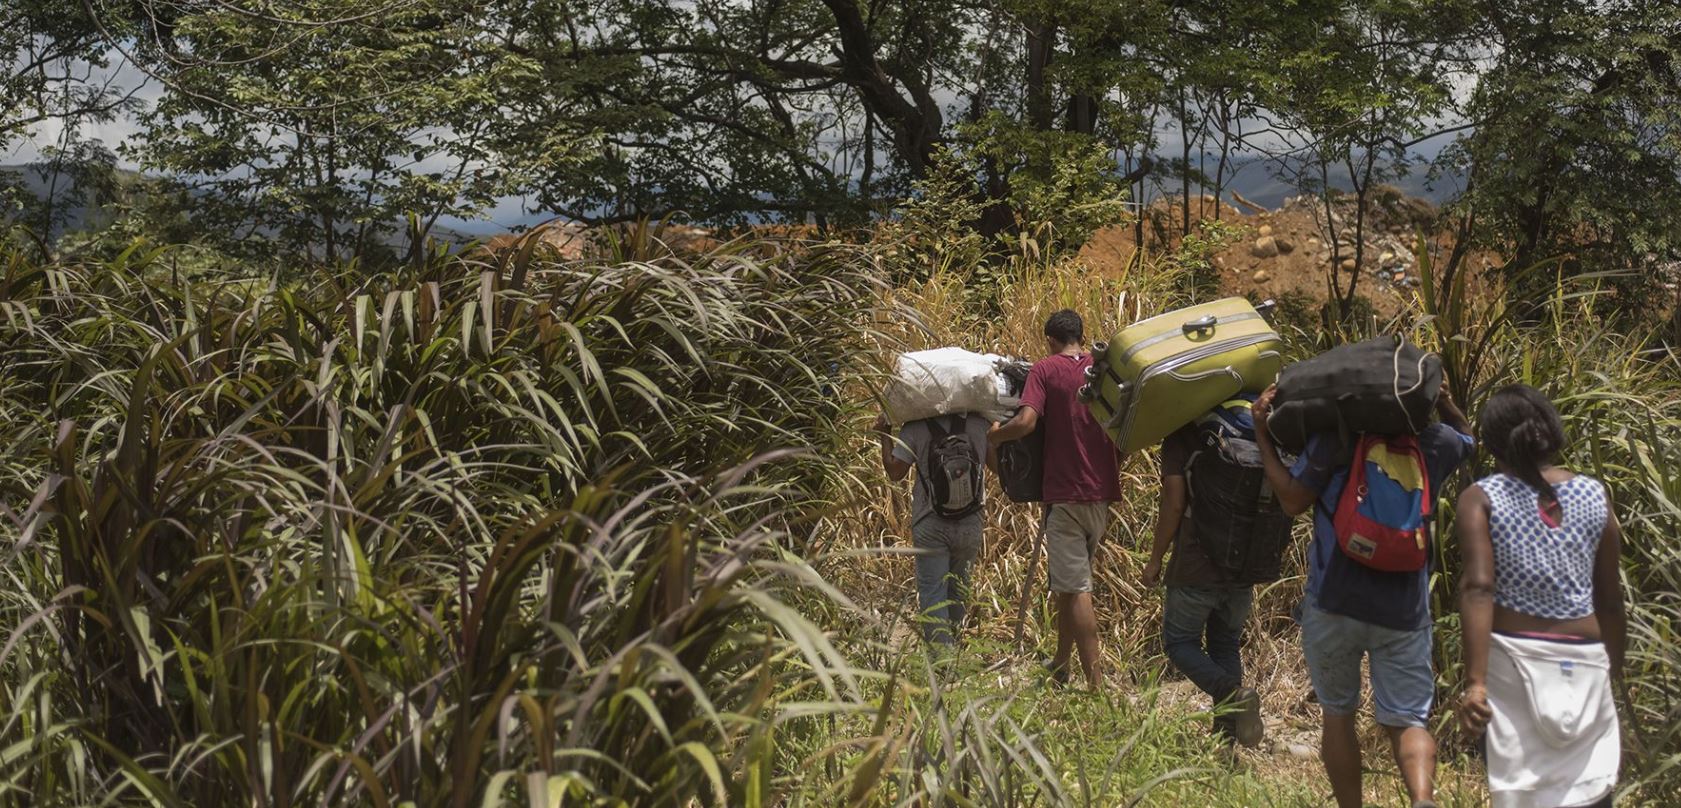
[{"xmin": 1044, "ymin": 502, "xmax": 1110, "ymax": 593}]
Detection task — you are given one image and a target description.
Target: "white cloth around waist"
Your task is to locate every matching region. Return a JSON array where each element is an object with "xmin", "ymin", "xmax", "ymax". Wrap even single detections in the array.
[{"xmin": 1485, "ymin": 632, "xmax": 1619, "ymax": 808}]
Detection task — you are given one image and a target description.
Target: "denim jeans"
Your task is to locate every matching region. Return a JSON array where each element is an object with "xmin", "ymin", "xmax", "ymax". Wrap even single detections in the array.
[
  {"xmin": 1162, "ymin": 584, "xmax": 1254, "ymax": 703},
  {"xmin": 912, "ymin": 514, "xmax": 983, "ymax": 645}
]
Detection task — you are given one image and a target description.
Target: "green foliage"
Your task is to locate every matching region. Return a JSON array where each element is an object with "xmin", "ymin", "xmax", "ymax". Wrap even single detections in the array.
[
  {"xmin": 479, "ymin": 0, "xmax": 983, "ymax": 225},
  {"xmin": 874, "ymin": 150, "xmax": 990, "ymax": 285},
  {"xmin": 0, "ymin": 235, "xmax": 885, "ymax": 804},
  {"xmin": 962, "ymin": 113, "xmax": 1134, "ymax": 257},
  {"xmin": 125, "ymin": 0, "xmax": 512, "ymax": 262},
  {"xmin": 1441, "ymin": 0, "xmax": 1681, "ymax": 313},
  {"xmin": 0, "ymin": 1, "xmax": 125, "ymax": 151},
  {"xmin": 1173, "ymin": 217, "xmax": 1246, "ymax": 299},
  {"xmin": 874, "ymin": 131, "xmax": 1129, "ymax": 309}
]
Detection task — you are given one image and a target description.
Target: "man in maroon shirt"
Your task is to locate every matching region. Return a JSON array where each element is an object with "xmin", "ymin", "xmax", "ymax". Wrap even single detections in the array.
[{"xmin": 990, "ymin": 309, "xmax": 1122, "ymax": 688}]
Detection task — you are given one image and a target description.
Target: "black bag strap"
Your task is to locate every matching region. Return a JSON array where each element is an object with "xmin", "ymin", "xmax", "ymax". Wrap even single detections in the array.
[
  {"xmin": 926, "ymin": 414, "xmax": 954, "ymax": 444},
  {"xmin": 916, "ymin": 416, "xmax": 958, "ymax": 503}
]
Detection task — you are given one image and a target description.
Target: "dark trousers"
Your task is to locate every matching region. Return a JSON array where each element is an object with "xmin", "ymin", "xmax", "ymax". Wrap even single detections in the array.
[{"xmin": 1162, "ymin": 584, "xmax": 1254, "ymax": 706}]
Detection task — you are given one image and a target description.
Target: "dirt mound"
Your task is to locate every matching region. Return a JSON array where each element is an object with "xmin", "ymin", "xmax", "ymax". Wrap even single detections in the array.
[
  {"xmin": 1081, "ymin": 187, "xmax": 1491, "ymax": 319},
  {"xmin": 478, "ymin": 219, "xmax": 717, "ymax": 260}
]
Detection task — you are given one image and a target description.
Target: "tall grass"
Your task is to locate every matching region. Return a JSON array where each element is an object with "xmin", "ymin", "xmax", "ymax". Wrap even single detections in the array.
[
  {"xmin": 4, "ymin": 222, "xmax": 1679, "ymax": 807},
  {"xmin": 1416, "ymin": 247, "xmax": 1681, "ymax": 801},
  {"xmin": 0, "ymin": 235, "xmax": 885, "ymax": 805}
]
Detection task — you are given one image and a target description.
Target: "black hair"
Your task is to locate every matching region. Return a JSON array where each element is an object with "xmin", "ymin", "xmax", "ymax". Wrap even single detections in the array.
[
  {"xmin": 1044, "ymin": 309, "xmax": 1084, "ymax": 345},
  {"xmin": 1477, "ymin": 384, "xmax": 1567, "ymax": 505}
]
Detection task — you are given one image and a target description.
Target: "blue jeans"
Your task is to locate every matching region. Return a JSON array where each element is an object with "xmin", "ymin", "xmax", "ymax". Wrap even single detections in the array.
[
  {"xmin": 913, "ymin": 515, "xmax": 982, "ymax": 645},
  {"xmin": 1163, "ymin": 585, "xmax": 1254, "ymax": 703},
  {"xmin": 1297, "ymin": 602, "xmax": 1434, "ymax": 728}
]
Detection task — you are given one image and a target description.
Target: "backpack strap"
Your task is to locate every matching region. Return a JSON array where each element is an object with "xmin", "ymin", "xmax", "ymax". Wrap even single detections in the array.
[
  {"xmin": 915, "ymin": 417, "xmax": 952, "ymax": 502},
  {"xmin": 926, "ymin": 415, "xmax": 954, "ymax": 444}
]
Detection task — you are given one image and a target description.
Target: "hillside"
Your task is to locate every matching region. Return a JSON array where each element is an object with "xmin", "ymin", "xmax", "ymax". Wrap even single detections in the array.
[{"xmin": 1083, "ymin": 186, "xmax": 1497, "ymax": 319}]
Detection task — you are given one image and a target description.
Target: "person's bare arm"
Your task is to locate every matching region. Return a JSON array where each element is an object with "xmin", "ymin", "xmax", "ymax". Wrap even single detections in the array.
[
  {"xmin": 1437, "ymin": 382, "xmax": 1473, "ymax": 436},
  {"xmin": 1457, "ymin": 485, "xmax": 1496, "ymax": 734},
  {"xmin": 989, "ymin": 405, "xmax": 1039, "ymax": 446},
  {"xmin": 1142, "ymin": 474, "xmax": 1187, "ymax": 588},
  {"xmin": 985, "ymin": 436, "xmax": 1000, "ymax": 475},
  {"xmin": 1250, "ymin": 385, "xmax": 1318, "ymax": 517},
  {"xmin": 875, "ymin": 414, "xmax": 911, "ymax": 481},
  {"xmin": 1593, "ymin": 501, "xmax": 1627, "ymax": 679}
]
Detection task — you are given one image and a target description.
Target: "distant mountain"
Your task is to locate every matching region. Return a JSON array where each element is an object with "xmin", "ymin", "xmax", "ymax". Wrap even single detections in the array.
[
  {"xmin": 6, "ymin": 152, "xmax": 1469, "ymax": 246},
  {"xmin": 0, "ymin": 163, "xmax": 141, "ymax": 237},
  {"xmin": 2, "ymin": 163, "xmax": 481, "ymax": 248},
  {"xmin": 1139, "ymin": 153, "xmax": 1468, "ymax": 209}
]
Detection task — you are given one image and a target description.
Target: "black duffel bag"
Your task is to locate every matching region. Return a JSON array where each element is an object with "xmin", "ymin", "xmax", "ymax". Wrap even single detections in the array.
[
  {"xmin": 1266, "ymin": 335, "xmax": 1442, "ymax": 451},
  {"xmin": 997, "ymin": 414, "xmax": 1044, "ymax": 503}
]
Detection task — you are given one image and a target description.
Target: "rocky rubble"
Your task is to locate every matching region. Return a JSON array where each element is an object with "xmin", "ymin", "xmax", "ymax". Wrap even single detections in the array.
[{"xmin": 1269, "ymin": 188, "xmax": 1437, "ymax": 292}]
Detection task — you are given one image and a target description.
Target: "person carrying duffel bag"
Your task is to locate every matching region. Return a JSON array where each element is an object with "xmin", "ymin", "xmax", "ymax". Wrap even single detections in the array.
[{"xmin": 1249, "ymin": 380, "xmax": 1474, "ymax": 808}]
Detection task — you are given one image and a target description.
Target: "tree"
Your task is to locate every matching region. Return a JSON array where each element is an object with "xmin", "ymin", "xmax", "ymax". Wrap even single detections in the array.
[
  {"xmin": 481, "ymin": 0, "xmax": 991, "ymax": 228},
  {"xmin": 116, "ymin": 0, "xmax": 511, "ymax": 262},
  {"xmin": 0, "ymin": 2, "xmax": 130, "ymax": 152},
  {"xmin": 2, "ymin": 1, "xmax": 135, "ymax": 252},
  {"xmin": 1446, "ymin": 0, "xmax": 1681, "ymax": 317},
  {"xmin": 1264, "ymin": 0, "xmax": 1478, "ymax": 325}
]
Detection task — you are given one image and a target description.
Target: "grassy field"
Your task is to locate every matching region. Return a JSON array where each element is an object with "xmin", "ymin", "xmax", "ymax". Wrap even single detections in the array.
[{"xmin": 2, "ymin": 228, "xmax": 1679, "ymax": 805}]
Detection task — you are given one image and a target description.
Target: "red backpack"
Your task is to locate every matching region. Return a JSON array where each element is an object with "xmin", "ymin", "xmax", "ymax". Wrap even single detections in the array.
[{"xmin": 1333, "ymin": 434, "xmax": 1432, "ymax": 572}]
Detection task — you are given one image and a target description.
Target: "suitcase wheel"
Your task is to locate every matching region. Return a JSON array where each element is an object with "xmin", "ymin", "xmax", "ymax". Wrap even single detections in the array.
[
  {"xmin": 1083, "ymin": 364, "xmax": 1100, "ymax": 381},
  {"xmin": 1093, "ymin": 341, "xmax": 1108, "ymax": 355},
  {"xmin": 1078, "ymin": 383, "xmax": 1094, "ymax": 400}
]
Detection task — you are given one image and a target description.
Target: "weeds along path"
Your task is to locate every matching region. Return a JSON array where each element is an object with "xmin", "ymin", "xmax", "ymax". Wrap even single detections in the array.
[
  {"xmin": 2, "ymin": 233, "xmax": 1678, "ymax": 805},
  {"xmin": 827, "ymin": 247, "xmax": 1681, "ymax": 804}
]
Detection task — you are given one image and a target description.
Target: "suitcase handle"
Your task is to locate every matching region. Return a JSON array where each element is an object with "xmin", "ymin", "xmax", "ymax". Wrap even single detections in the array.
[
  {"xmin": 1102, "ymin": 381, "xmax": 1132, "ymax": 428},
  {"xmin": 1165, "ymin": 366, "xmax": 1243, "ymax": 384},
  {"xmin": 1182, "ymin": 314, "xmax": 1219, "ymax": 336}
]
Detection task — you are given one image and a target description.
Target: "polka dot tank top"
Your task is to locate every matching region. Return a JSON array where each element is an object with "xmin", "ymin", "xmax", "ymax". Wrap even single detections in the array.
[{"xmin": 1477, "ymin": 473, "xmax": 1607, "ymax": 620}]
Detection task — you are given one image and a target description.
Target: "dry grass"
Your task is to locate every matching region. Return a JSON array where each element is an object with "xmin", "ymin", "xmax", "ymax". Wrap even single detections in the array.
[{"xmin": 825, "ymin": 247, "xmax": 1497, "ymax": 805}]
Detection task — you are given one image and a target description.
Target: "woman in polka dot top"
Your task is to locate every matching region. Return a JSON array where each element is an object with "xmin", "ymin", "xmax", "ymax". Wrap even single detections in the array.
[{"xmin": 1455, "ymin": 384, "xmax": 1626, "ymax": 808}]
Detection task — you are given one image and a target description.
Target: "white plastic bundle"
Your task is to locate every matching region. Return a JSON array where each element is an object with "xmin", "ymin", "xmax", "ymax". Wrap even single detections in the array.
[{"xmin": 883, "ymin": 348, "xmax": 1022, "ymax": 424}]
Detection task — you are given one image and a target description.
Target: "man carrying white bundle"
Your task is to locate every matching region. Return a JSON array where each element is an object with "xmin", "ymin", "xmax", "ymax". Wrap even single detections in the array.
[{"xmin": 876, "ymin": 411, "xmax": 997, "ymax": 648}]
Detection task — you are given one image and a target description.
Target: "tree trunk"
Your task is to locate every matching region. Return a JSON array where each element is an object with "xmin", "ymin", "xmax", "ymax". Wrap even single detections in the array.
[
  {"xmin": 860, "ymin": 110, "xmax": 875, "ymax": 208},
  {"xmin": 1026, "ymin": 20, "xmax": 1057, "ymax": 134},
  {"xmin": 1179, "ymin": 87, "xmax": 1191, "ymax": 238},
  {"xmin": 1213, "ymin": 92, "xmax": 1232, "ymax": 222},
  {"xmin": 820, "ymin": 0, "xmax": 943, "ymax": 178},
  {"xmin": 1067, "ymin": 92, "xmax": 1098, "ymax": 135}
]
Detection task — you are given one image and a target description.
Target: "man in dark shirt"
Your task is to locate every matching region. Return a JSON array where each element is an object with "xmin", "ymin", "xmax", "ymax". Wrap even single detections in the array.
[
  {"xmin": 1253, "ymin": 383, "xmax": 1473, "ymax": 808},
  {"xmin": 1142, "ymin": 425, "xmax": 1264, "ymax": 748},
  {"xmin": 990, "ymin": 309, "xmax": 1121, "ymax": 688}
]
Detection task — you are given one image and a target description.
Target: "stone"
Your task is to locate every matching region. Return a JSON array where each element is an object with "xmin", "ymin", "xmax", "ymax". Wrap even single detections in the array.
[
  {"xmin": 1306, "ymin": 238, "xmax": 1320, "ymax": 250},
  {"xmin": 1287, "ymin": 743, "xmax": 1317, "ymax": 761},
  {"xmin": 1258, "ymin": 224, "xmax": 1273, "ymax": 236},
  {"xmin": 1250, "ymin": 236, "xmax": 1280, "ymax": 258},
  {"xmin": 1275, "ymin": 238, "xmax": 1295, "ymax": 255},
  {"xmin": 1252, "ymin": 269, "xmax": 1271, "ymax": 283},
  {"xmin": 1340, "ymin": 257, "xmax": 1357, "ymax": 271},
  {"xmin": 1379, "ymin": 251, "xmax": 1395, "ymax": 263}
]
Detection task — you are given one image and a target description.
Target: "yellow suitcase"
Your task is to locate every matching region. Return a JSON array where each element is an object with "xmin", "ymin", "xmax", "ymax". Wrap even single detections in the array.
[{"xmin": 1080, "ymin": 298, "xmax": 1282, "ymax": 455}]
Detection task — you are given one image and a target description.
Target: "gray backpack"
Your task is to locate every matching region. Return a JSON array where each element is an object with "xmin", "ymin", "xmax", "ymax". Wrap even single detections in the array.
[{"xmin": 920, "ymin": 415, "xmax": 982, "ymax": 519}]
